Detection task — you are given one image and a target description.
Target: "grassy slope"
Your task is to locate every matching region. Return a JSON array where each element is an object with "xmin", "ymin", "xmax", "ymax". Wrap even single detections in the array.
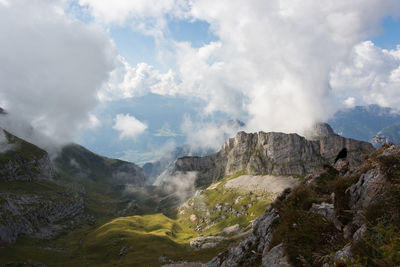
[
  {"xmin": 0, "ymin": 170, "xmax": 276, "ymax": 266},
  {"xmin": 177, "ymin": 170, "xmax": 275, "ymax": 236},
  {"xmin": 0, "ymin": 214, "xmax": 232, "ymax": 267}
]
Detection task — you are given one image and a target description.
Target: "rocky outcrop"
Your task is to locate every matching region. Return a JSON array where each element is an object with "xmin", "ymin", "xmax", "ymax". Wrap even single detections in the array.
[
  {"xmin": 207, "ymin": 207, "xmax": 279, "ymax": 267},
  {"xmin": 206, "ymin": 143, "xmax": 400, "ymax": 267},
  {"xmin": 309, "ymin": 202, "xmax": 342, "ymax": 230},
  {"xmin": 190, "ymin": 236, "xmax": 227, "ymax": 250},
  {"xmin": 174, "ymin": 126, "xmax": 374, "ymax": 187},
  {"xmin": 262, "ymin": 243, "xmax": 291, "ymax": 267}
]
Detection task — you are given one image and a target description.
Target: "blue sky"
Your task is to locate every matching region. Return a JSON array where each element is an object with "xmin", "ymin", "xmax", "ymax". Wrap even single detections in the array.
[{"xmin": 371, "ymin": 16, "xmax": 400, "ymax": 49}]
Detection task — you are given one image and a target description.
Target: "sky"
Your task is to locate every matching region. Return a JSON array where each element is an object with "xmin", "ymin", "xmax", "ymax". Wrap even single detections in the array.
[{"xmin": 1, "ymin": 0, "xmax": 400, "ymax": 164}]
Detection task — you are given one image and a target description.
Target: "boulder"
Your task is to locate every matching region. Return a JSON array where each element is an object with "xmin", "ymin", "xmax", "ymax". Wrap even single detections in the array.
[{"xmin": 262, "ymin": 243, "xmax": 291, "ymax": 267}]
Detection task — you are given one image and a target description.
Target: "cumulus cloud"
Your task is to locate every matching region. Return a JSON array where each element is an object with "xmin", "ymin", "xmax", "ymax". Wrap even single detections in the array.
[
  {"xmin": 99, "ymin": 56, "xmax": 179, "ymax": 101},
  {"xmin": 0, "ymin": 0, "xmax": 115, "ymax": 146},
  {"xmin": 331, "ymin": 41, "xmax": 400, "ymax": 110},
  {"xmin": 113, "ymin": 114, "xmax": 148, "ymax": 140},
  {"xmin": 86, "ymin": 114, "xmax": 102, "ymax": 129},
  {"xmin": 343, "ymin": 97, "xmax": 356, "ymax": 108},
  {"xmin": 86, "ymin": 0, "xmax": 400, "ymax": 138},
  {"xmin": 183, "ymin": 0, "xmax": 400, "ymax": 134},
  {"xmin": 181, "ymin": 116, "xmax": 245, "ymax": 151}
]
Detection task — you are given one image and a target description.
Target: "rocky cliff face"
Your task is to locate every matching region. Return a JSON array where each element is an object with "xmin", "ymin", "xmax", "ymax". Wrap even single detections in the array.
[
  {"xmin": 174, "ymin": 126, "xmax": 374, "ymax": 187},
  {"xmin": 206, "ymin": 143, "xmax": 400, "ymax": 267}
]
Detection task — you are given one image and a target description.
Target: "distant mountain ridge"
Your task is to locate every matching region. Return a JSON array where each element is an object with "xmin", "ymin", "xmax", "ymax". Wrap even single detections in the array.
[{"xmin": 328, "ymin": 104, "xmax": 400, "ymax": 144}]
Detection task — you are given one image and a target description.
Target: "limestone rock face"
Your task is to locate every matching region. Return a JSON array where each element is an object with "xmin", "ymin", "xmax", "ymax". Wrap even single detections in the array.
[
  {"xmin": 174, "ymin": 127, "xmax": 374, "ymax": 187},
  {"xmin": 348, "ymin": 168, "xmax": 389, "ymax": 212}
]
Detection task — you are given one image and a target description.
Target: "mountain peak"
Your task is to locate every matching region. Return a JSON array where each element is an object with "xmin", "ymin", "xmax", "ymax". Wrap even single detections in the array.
[{"xmin": 304, "ymin": 122, "xmax": 336, "ymax": 140}]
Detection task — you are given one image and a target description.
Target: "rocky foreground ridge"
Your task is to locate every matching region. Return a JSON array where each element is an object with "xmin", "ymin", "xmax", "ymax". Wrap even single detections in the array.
[
  {"xmin": 174, "ymin": 123, "xmax": 374, "ymax": 187},
  {"xmin": 205, "ymin": 143, "xmax": 400, "ymax": 267}
]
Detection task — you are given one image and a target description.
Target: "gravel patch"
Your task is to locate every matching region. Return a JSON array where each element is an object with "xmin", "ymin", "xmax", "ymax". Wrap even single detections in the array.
[{"xmin": 223, "ymin": 175, "xmax": 299, "ymax": 194}]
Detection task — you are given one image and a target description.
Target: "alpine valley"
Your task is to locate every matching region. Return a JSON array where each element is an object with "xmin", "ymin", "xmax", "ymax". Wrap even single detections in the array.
[{"xmin": 2, "ymin": 106, "xmax": 400, "ymax": 267}]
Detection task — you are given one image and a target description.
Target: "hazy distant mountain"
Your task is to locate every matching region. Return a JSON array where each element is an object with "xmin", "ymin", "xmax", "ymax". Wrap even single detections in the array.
[
  {"xmin": 377, "ymin": 123, "xmax": 400, "ymax": 144},
  {"xmin": 328, "ymin": 105, "xmax": 400, "ymax": 144}
]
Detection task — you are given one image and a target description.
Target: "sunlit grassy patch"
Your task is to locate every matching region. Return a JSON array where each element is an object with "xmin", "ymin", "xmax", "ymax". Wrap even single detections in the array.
[{"xmin": 177, "ymin": 170, "xmax": 275, "ymax": 236}]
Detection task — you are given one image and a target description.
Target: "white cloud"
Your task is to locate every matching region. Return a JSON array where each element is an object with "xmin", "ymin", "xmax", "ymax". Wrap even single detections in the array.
[
  {"xmin": 86, "ymin": 0, "xmax": 400, "ymax": 137},
  {"xmin": 331, "ymin": 41, "xmax": 400, "ymax": 110},
  {"xmin": 181, "ymin": 0, "xmax": 400, "ymax": 134},
  {"xmin": 78, "ymin": 0, "xmax": 189, "ymax": 36},
  {"xmin": 0, "ymin": 0, "xmax": 115, "ymax": 145},
  {"xmin": 113, "ymin": 114, "xmax": 147, "ymax": 140},
  {"xmin": 343, "ymin": 97, "xmax": 356, "ymax": 108},
  {"xmin": 85, "ymin": 114, "xmax": 102, "ymax": 129},
  {"xmin": 0, "ymin": 0, "xmax": 9, "ymax": 7},
  {"xmin": 99, "ymin": 56, "xmax": 179, "ymax": 101},
  {"xmin": 181, "ymin": 116, "xmax": 244, "ymax": 151}
]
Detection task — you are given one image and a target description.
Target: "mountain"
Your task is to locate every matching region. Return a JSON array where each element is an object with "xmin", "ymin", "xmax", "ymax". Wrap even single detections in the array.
[
  {"xmin": 2, "ymin": 117, "xmax": 393, "ymax": 266},
  {"xmin": 173, "ymin": 125, "xmax": 374, "ymax": 188},
  {"xmin": 207, "ymin": 143, "xmax": 400, "ymax": 267},
  {"xmin": 0, "ymin": 128, "xmax": 85, "ymax": 244},
  {"xmin": 55, "ymin": 143, "xmax": 145, "ymax": 191},
  {"xmin": 328, "ymin": 104, "xmax": 400, "ymax": 143},
  {"xmin": 0, "ymin": 120, "xmax": 147, "ymax": 245}
]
